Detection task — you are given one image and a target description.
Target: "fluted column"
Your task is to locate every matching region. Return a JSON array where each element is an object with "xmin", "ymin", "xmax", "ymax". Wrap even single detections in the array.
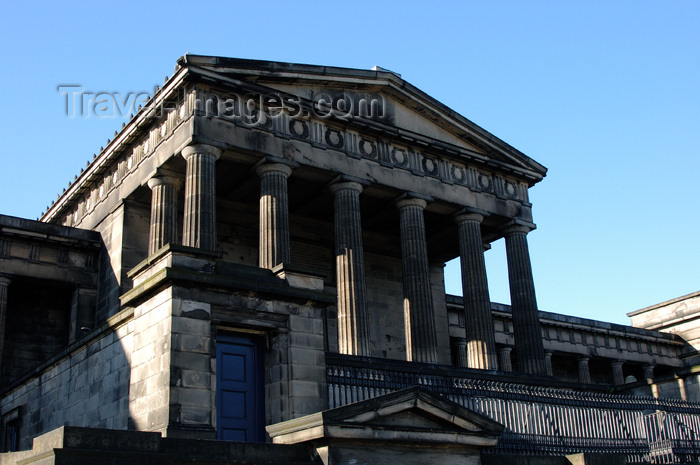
[
  {"xmin": 456, "ymin": 213, "xmax": 497, "ymax": 370},
  {"xmin": 330, "ymin": 181, "xmax": 371, "ymax": 356},
  {"xmin": 454, "ymin": 338, "xmax": 468, "ymax": 368},
  {"xmin": 611, "ymin": 360, "xmax": 625, "ymax": 386},
  {"xmin": 181, "ymin": 144, "xmax": 221, "ymax": 250},
  {"xmin": 578, "ymin": 356, "xmax": 591, "ymax": 384},
  {"xmin": 498, "ymin": 346, "xmax": 513, "ymax": 372},
  {"xmin": 544, "ymin": 351, "xmax": 553, "ymax": 376},
  {"xmin": 0, "ymin": 277, "xmax": 10, "ymax": 377},
  {"xmin": 257, "ymin": 163, "xmax": 292, "ymax": 269},
  {"xmin": 147, "ymin": 175, "xmax": 181, "ymax": 255},
  {"xmin": 396, "ymin": 197, "xmax": 438, "ymax": 363},
  {"xmin": 504, "ymin": 224, "xmax": 546, "ymax": 374}
]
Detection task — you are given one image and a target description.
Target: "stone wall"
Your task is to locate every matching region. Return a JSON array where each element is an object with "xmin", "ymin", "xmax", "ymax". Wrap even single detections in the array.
[
  {"xmin": 128, "ymin": 288, "xmax": 176, "ymax": 434},
  {"xmin": 0, "ymin": 310, "xmax": 133, "ymax": 451},
  {"xmin": 264, "ymin": 304, "xmax": 327, "ymax": 425}
]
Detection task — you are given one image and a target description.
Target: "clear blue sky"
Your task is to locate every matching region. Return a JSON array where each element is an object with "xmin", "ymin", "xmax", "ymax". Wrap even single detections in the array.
[{"xmin": 0, "ymin": 1, "xmax": 697, "ymax": 325}]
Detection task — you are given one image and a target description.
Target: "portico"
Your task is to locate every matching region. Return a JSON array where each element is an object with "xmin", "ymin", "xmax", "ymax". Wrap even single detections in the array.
[{"xmin": 133, "ymin": 74, "xmax": 548, "ymax": 374}]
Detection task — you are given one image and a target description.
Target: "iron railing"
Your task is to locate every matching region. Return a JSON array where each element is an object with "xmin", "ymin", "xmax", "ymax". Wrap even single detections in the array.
[{"xmin": 325, "ymin": 353, "xmax": 700, "ymax": 463}]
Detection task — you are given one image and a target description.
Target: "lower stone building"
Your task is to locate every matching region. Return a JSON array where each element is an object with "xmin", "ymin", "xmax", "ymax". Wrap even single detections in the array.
[{"xmin": 1, "ymin": 55, "xmax": 699, "ymax": 464}]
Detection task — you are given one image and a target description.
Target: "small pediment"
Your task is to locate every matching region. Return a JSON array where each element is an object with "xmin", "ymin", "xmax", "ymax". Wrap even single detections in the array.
[
  {"xmin": 323, "ymin": 386, "xmax": 503, "ymax": 435},
  {"xmin": 267, "ymin": 387, "xmax": 503, "ymax": 447}
]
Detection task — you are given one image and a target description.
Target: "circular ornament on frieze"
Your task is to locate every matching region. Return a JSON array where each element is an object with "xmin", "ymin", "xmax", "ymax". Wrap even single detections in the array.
[
  {"xmin": 358, "ymin": 139, "xmax": 377, "ymax": 159},
  {"xmin": 421, "ymin": 156, "xmax": 439, "ymax": 176},
  {"xmin": 504, "ymin": 181, "xmax": 517, "ymax": 198},
  {"xmin": 325, "ymin": 128, "xmax": 344, "ymax": 149},
  {"xmin": 450, "ymin": 165, "xmax": 466, "ymax": 184},
  {"xmin": 478, "ymin": 173, "xmax": 493, "ymax": 191},
  {"xmin": 289, "ymin": 119, "xmax": 310, "ymax": 139},
  {"xmin": 391, "ymin": 147, "xmax": 409, "ymax": 166},
  {"xmin": 242, "ymin": 107, "xmax": 259, "ymax": 126},
  {"xmin": 259, "ymin": 110, "xmax": 273, "ymax": 129}
]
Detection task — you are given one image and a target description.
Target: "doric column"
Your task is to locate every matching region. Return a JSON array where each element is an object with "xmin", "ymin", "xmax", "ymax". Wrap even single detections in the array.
[
  {"xmin": 396, "ymin": 197, "xmax": 438, "ymax": 363},
  {"xmin": 330, "ymin": 181, "xmax": 371, "ymax": 356},
  {"xmin": 498, "ymin": 346, "xmax": 513, "ymax": 372},
  {"xmin": 611, "ymin": 360, "xmax": 625, "ymax": 386},
  {"xmin": 644, "ymin": 364, "xmax": 655, "ymax": 381},
  {"xmin": 454, "ymin": 338, "xmax": 468, "ymax": 368},
  {"xmin": 455, "ymin": 213, "xmax": 497, "ymax": 370},
  {"xmin": 257, "ymin": 163, "xmax": 292, "ymax": 269},
  {"xmin": 504, "ymin": 223, "xmax": 546, "ymax": 374},
  {"xmin": 147, "ymin": 175, "xmax": 181, "ymax": 255},
  {"xmin": 181, "ymin": 144, "xmax": 221, "ymax": 250},
  {"xmin": 578, "ymin": 356, "xmax": 591, "ymax": 384},
  {"xmin": 544, "ymin": 351, "xmax": 553, "ymax": 376},
  {"xmin": 0, "ymin": 277, "xmax": 10, "ymax": 377}
]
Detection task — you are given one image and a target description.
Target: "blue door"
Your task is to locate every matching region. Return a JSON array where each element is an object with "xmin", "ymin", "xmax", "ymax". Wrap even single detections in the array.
[{"xmin": 216, "ymin": 334, "xmax": 265, "ymax": 442}]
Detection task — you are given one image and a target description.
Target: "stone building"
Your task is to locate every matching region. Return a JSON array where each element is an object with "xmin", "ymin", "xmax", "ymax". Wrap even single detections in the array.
[{"xmin": 1, "ymin": 55, "xmax": 699, "ymax": 464}]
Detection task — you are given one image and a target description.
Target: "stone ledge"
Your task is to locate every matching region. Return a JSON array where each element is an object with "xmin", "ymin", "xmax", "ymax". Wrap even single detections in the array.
[{"xmin": 121, "ymin": 258, "xmax": 335, "ymax": 308}]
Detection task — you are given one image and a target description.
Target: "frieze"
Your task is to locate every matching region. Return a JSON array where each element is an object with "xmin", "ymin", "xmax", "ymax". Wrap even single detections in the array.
[{"xmin": 269, "ymin": 113, "xmax": 528, "ymax": 203}]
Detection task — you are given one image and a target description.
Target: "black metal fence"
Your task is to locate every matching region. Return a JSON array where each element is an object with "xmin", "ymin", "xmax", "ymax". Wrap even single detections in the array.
[{"xmin": 326, "ymin": 354, "xmax": 700, "ymax": 464}]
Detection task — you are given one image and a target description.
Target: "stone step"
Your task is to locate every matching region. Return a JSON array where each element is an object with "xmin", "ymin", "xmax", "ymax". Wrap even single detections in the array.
[{"xmin": 0, "ymin": 427, "xmax": 319, "ymax": 465}]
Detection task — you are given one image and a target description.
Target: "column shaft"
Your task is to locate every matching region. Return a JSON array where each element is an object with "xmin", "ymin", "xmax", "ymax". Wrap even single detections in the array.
[
  {"xmin": 456, "ymin": 214, "xmax": 497, "ymax": 369},
  {"xmin": 147, "ymin": 176, "xmax": 180, "ymax": 255},
  {"xmin": 498, "ymin": 347, "xmax": 513, "ymax": 372},
  {"xmin": 257, "ymin": 164, "xmax": 292, "ymax": 269},
  {"xmin": 504, "ymin": 225, "xmax": 546, "ymax": 374},
  {"xmin": 611, "ymin": 360, "xmax": 625, "ymax": 386},
  {"xmin": 578, "ymin": 357, "xmax": 591, "ymax": 384},
  {"xmin": 331, "ymin": 182, "xmax": 371, "ymax": 356},
  {"xmin": 544, "ymin": 351, "xmax": 553, "ymax": 376},
  {"xmin": 454, "ymin": 338, "xmax": 468, "ymax": 368},
  {"xmin": 182, "ymin": 144, "xmax": 221, "ymax": 250},
  {"xmin": 397, "ymin": 197, "xmax": 437, "ymax": 363}
]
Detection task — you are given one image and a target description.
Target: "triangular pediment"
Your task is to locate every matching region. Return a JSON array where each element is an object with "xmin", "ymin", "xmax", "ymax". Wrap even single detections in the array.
[
  {"xmin": 323, "ymin": 386, "xmax": 503, "ymax": 435},
  {"xmin": 266, "ymin": 387, "xmax": 504, "ymax": 446},
  {"xmin": 179, "ymin": 55, "xmax": 547, "ymax": 183}
]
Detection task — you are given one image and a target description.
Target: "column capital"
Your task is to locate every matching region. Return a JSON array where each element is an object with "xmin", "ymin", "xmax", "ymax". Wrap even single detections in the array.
[
  {"xmin": 147, "ymin": 175, "xmax": 181, "ymax": 191},
  {"xmin": 454, "ymin": 206, "xmax": 489, "ymax": 223},
  {"xmin": 502, "ymin": 219, "xmax": 536, "ymax": 236},
  {"xmin": 329, "ymin": 181, "xmax": 363, "ymax": 195},
  {"xmin": 0, "ymin": 276, "xmax": 10, "ymax": 286},
  {"xmin": 181, "ymin": 144, "xmax": 222, "ymax": 161},
  {"xmin": 256, "ymin": 163, "xmax": 293, "ymax": 178},
  {"xmin": 644, "ymin": 364, "xmax": 655, "ymax": 380},
  {"xmin": 396, "ymin": 197, "xmax": 427, "ymax": 210},
  {"xmin": 610, "ymin": 359, "xmax": 624, "ymax": 367},
  {"xmin": 455, "ymin": 212, "xmax": 484, "ymax": 224}
]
